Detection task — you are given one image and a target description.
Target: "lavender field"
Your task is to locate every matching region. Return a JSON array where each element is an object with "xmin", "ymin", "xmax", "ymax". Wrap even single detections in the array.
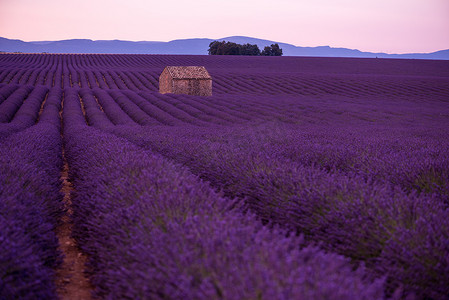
[{"xmin": 0, "ymin": 53, "xmax": 448, "ymax": 299}]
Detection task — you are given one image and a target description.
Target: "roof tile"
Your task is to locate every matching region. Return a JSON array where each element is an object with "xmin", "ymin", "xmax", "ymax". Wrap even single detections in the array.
[{"xmin": 166, "ymin": 66, "xmax": 212, "ymax": 79}]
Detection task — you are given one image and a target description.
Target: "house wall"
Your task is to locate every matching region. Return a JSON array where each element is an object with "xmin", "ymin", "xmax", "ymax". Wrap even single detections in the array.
[
  {"xmin": 172, "ymin": 79, "xmax": 212, "ymax": 96},
  {"xmin": 159, "ymin": 70, "xmax": 173, "ymax": 94}
]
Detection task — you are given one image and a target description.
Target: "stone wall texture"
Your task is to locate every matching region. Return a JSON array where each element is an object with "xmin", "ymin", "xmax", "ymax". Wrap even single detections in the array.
[{"xmin": 159, "ymin": 66, "xmax": 212, "ymax": 96}]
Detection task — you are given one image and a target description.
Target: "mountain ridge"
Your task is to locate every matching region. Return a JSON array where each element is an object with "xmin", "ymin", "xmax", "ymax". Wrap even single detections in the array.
[{"xmin": 1, "ymin": 36, "xmax": 448, "ymax": 60}]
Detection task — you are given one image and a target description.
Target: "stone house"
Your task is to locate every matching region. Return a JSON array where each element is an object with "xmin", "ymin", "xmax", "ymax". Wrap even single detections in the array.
[{"xmin": 159, "ymin": 66, "xmax": 212, "ymax": 96}]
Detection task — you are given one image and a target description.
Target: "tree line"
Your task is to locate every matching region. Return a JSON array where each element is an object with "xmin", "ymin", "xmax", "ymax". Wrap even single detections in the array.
[{"xmin": 208, "ymin": 41, "xmax": 283, "ymax": 56}]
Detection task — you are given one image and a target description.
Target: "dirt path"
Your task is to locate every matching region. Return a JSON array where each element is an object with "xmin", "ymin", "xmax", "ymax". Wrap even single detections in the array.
[{"xmin": 55, "ymin": 150, "xmax": 94, "ymax": 300}]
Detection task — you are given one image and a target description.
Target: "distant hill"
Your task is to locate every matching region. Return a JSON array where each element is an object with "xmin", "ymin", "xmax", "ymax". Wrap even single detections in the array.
[{"xmin": 1, "ymin": 36, "xmax": 448, "ymax": 60}]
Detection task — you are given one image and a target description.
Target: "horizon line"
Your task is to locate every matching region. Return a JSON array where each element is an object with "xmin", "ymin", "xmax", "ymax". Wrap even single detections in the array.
[{"xmin": 1, "ymin": 35, "xmax": 448, "ymax": 56}]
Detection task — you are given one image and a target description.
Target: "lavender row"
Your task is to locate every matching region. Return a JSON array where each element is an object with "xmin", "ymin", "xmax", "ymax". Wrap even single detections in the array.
[
  {"xmin": 79, "ymin": 88, "xmax": 229, "ymax": 127},
  {"xmin": 149, "ymin": 93, "xmax": 232, "ymax": 125},
  {"xmin": 134, "ymin": 91, "xmax": 282, "ymax": 125},
  {"xmin": 0, "ymin": 84, "xmax": 19, "ymax": 105},
  {"xmin": 0, "ymin": 98, "xmax": 63, "ymax": 299},
  {"xmin": 3, "ymin": 88, "xmax": 442, "ymax": 131},
  {"xmin": 137, "ymin": 92, "xmax": 214, "ymax": 125},
  {"xmin": 0, "ymin": 86, "xmax": 42, "ymax": 139},
  {"xmin": 0, "ymin": 85, "xmax": 33, "ymax": 123},
  {"xmin": 91, "ymin": 88, "xmax": 135, "ymax": 125},
  {"xmin": 0, "ymin": 67, "xmax": 153, "ymax": 91},
  {"xmin": 3, "ymin": 67, "xmax": 447, "ymax": 99},
  {"xmin": 2, "ymin": 54, "xmax": 448, "ymax": 100},
  {"xmin": 121, "ymin": 90, "xmax": 180, "ymax": 125},
  {"xmin": 2, "ymin": 54, "xmax": 449, "ymax": 79},
  {"xmin": 108, "ymin": 90, "xmax": 160, "ymax": 125},
  {"xmin": 78, "ymin": 88, "xmax": 114, "ymax": 129},
  {"xmin": 77, "ymin": 88, "xmax": 220, "ymax": 127},
  {"xmin": 174, "ymin": 123, "xmax": 449, "ymax": 202},
  {"xmin": 81, "ymin": 88, "xmax": 448, "ymax": 204},
  {"xmin": 0, "ymin": 87, "xmax": 62, "ymax": 141},
  {"xmin": 110, "ymin": 124, "xmax": 449, "ymax": 298},
  {"xmin": 62, "ymin": 91, "xmax": 387, "ymax": 299},
  {"xmin": 10, "ymin": 86, "xmax": 49, "ymax": 127}
]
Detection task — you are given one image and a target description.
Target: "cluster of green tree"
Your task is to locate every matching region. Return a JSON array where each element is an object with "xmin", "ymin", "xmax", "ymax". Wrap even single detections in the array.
[{"xmin": 208, "ymin": 41, "xmax": 283, "ymax": 56}]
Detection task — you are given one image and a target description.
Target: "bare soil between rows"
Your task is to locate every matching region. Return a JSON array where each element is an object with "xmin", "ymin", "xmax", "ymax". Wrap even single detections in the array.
[{"xmin": 55, "ymin": 153, "xmax": 94, "ymax": 300}]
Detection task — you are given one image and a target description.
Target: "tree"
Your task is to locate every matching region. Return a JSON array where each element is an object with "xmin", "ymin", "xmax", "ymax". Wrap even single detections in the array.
[
  {"xmin": 208, "ymin": 41, "xmax": 278, "ymax": 56},
  {"xmin": 271, "ymin": 43, "xmax": 283, "ymax": 56},
  {"xmin": 208, "ymin": 41, "xmax": 224, "ymax": 55},
  {"xmin": 223, "ymin": 42, "xmax": 241, "ymax": 55},
  {"xmin": 208, "ymin": 41, "xmax": 242, "ymax": 55},
  {"xmin": 240, "ymin": 43, "xmax": 261, "ymax": 56},
  {"xmin": 261, "ymin": 43, "xmax": 283, "ymax": 56}
]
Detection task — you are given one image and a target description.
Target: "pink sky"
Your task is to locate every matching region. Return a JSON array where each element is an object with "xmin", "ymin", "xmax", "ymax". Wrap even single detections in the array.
[{"xmin": 1, "ymin": 0, "xmax": 448, "ymax": 54}]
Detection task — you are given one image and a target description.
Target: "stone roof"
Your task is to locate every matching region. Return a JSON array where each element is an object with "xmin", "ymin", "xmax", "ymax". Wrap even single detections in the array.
[{"xmin": 165, "ymin": 66, "xmax": 211, "ymax": 80}]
